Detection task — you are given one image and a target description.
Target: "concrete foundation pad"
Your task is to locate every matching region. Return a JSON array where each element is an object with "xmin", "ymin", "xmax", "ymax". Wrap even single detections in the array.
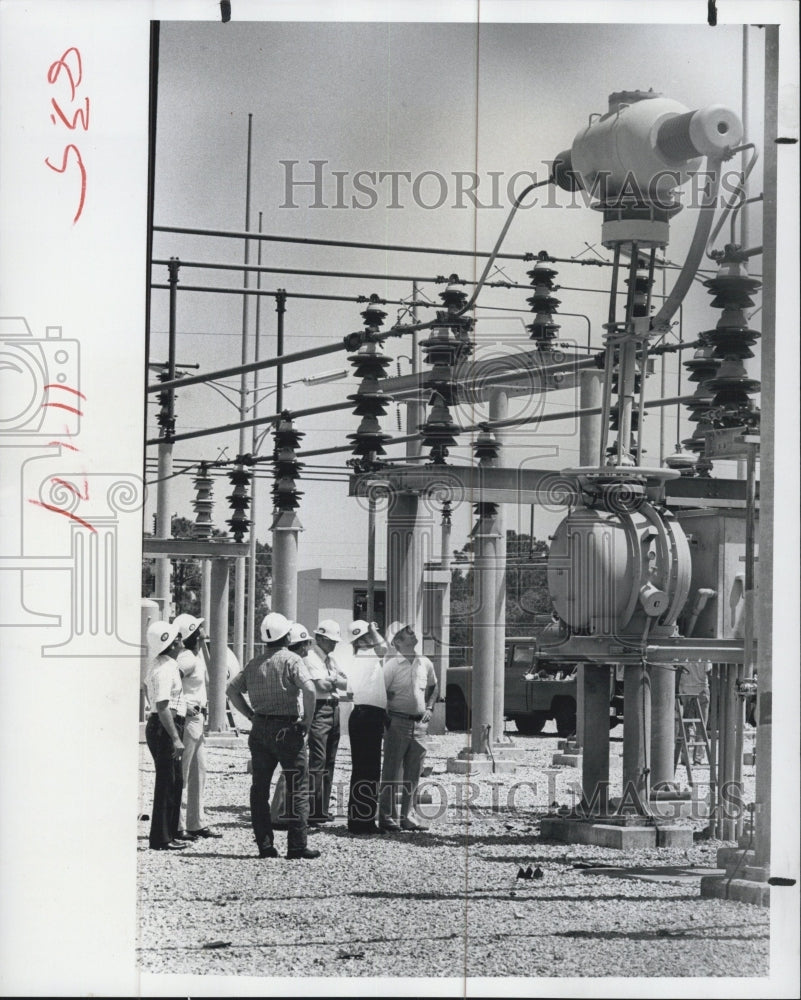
[
  {"xmin": 551, "ymin": 752, "xmax": 582, "ymax": 767},
  {"xmin": 445, "ymin": 756, "xmax": 517, "ymax": 775},
  {"xmin": 540, "ymin": 816, "xmax": 693, "ymax": 849},
  {"xmin": 700, "ymin": 875, "xmax": 770, "ymax": 907}
]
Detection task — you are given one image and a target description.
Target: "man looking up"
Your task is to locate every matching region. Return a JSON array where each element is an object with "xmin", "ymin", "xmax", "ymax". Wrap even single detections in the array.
[{"xmin": 226, "ymin": 612, "xmax": 319, "ymax": 860}]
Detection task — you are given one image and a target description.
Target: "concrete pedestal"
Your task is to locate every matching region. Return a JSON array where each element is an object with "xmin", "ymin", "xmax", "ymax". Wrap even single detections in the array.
[{"xmin": 540, "ymin": 815, "xmax": 692, "ymax": 849}]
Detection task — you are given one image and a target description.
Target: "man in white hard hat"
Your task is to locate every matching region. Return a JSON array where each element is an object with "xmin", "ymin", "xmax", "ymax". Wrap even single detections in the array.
[
  {"xmin": 226, "ymin": 612, "xmax": 320, "ymax": 860},
  {"xmin": 172, "ymin": 613, "xmax": 222, "ymax": 842},
  {"xmin": 304, "ymin": 619, "xmax": 349, "ymax": 824},
  {"xmin": 378, "ymin": 621, "xmax": 438, "ymax": 832},
  {"xmin": 144, "ymin": 621, "xmax": 188, "ymax": 851},
  {"xmin": 343, "ymin": 620, "xmax": 389, "ymax": 834}
]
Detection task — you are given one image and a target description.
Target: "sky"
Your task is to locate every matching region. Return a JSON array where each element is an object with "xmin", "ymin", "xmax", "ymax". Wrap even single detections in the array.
[{"xmin": 146, "ymin": 19, "xmax": 765, "ymax": 579}]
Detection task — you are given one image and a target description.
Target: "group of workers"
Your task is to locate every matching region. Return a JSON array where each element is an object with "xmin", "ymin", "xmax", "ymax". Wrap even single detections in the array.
[{"xmin": 143, "ymin": 610, "xmax": 438, "ymax": 859}]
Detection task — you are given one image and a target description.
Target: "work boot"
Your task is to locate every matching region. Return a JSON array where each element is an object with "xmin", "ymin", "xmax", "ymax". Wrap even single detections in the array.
[{"xmin": 286, "ymin": 847, "xmax": 321, "ymax": 860}]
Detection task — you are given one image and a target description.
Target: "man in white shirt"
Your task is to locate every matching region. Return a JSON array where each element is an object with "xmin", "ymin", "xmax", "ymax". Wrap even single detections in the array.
[
  {"xmin": 304, "ymin": 620, "xmax": 349, "ymax": 823},
  {"xmin": 378, "ymin": 621, "xmax": 438, "ymax": 832},
  {"xmin": 173, "ymin": 613, "xmax": 222, "ymax": 842},
  {"xmin": 343, "ymin": 620, "xmax": 388, "ymax": 834},
  {"xmin": 144, "ymin": 621, "xmax": 188, "ymax": 851}
]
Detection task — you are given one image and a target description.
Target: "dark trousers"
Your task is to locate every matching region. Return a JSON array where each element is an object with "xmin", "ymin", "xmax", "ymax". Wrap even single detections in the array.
[
  {"xmin": 308, "ymin": 702, "xmax": 340, "ymax": 820},
  {"xmin": 348, "ymin": 704, "xmax": 385, "ymax": 830},
  {"xmin": 249, "ymin": 716, "xmax": 309, "ymax": 853},
  {"xmin": 146, "ymin": 714, "xmax": 185, "ymax": 849}
]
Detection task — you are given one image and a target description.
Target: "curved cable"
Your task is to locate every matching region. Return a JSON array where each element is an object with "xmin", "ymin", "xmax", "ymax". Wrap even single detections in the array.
[
  {"xmin": 650, "ymin": 155, "xmax": 724, "ymax": 335},
  {"xmin": 457, "ymin": 177, "xmax": 554, "ymax": 316}
]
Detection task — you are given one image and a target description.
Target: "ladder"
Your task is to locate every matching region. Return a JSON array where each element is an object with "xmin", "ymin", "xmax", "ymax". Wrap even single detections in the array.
[{"xmin": 674, "ymin": 692, "xmax": 711, "ymax": 785}]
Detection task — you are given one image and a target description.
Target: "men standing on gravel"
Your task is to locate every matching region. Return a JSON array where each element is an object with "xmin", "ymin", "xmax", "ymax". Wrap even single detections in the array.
[
  {"xmin": 343, "ymin": 620, "xmax": 389, "ymax": 834},
  {"xmin": 304, "ymin": 620, "xmax": 349, "ymax": 824},
  {"xmin": 226, "ymin": 612, "xmax": 320, "ymax": 860},
  {"xmin": 144, "ymin": 620, "xmax": 188, "ymax": 851},
  {"xmin": 378, "ymin": 622, "xmax": 438, "ymax": 833},
  {"xmin": 172, "ymin": 613, "xmax": 222, "ymax": 843}
]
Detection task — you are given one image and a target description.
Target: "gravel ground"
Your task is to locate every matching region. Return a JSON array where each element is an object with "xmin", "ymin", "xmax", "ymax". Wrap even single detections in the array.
[{"xmin": 137, "ymin": 723, "xmax": 768, "ymax": 981}]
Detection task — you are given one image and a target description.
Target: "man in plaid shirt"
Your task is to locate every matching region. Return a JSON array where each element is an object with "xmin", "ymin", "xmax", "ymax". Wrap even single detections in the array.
[{"xmin": 227, "ymin": 612, "xmax": 319, "ymax": 860}]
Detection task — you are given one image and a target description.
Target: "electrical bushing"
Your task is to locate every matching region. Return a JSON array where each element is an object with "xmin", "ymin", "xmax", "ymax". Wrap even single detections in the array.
[
  {"xmin": 700, "ymin": 248, "xmax": 761, "ymax": 430},
  {"xmin": 192, "ymin": 461, "xmax": 214, "ymax": 538},
  {"xmin": 526, "ymin": 253, "xmax": 561, "ymax": 347},
  {"xmin": 226, "ymin": 460, "xmax": 253, "ymax": 541},
  {"xmin": 272, "ymin": 413, "xmax": 305, "ymax": 512},
  {"xmin": 420, "ymin": 391, "xmax": 460, "ymax": 465},
  {"xmin": 473, "ymin": 423, "xmax": 500, "ymax": 463},
  {"xmin": 346, "ymin": 301, "xmax": 392, "ymax": 471}
]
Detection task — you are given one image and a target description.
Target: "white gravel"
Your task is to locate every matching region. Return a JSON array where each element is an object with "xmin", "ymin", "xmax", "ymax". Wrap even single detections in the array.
[{"xmin": 137, "ymin": 724, "xmax": 768, "ymax": 980}]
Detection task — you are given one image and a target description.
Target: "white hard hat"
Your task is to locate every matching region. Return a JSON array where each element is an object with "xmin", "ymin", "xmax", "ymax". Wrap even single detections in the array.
[
  {"xmin": 173, "ymin": 613, "xmax": 205, "ymax": 640},
  {"xmin": 287, "ymin": 622, "xmax": 311, "ymax": 646},
  {"xmin": 147, "ymin": 620, "xmax": 181, "ymax": 660},
  {"xmin": 260, "ymin": 611, "xmax": 291, "ymax": 643},
  {"xmin": 349, "ymin": 620, "xmax": 370, "ymax": 642},
  {"xmin": 315, "ymin": 619, "xmax": 342, "ymax": 642},
  {"xmin": 386, "ymin": 620, "xmax": 414, "ymax": 646}
]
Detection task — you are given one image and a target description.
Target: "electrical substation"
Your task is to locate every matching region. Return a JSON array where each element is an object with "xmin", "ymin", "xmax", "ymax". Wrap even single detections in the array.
[{"xmin": 142, "ymin": 26, "xmax": 781, "ymax": 917}]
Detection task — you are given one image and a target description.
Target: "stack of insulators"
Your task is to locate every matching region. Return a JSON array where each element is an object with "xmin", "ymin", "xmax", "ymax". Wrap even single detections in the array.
[
  {"xmin": 525, "ymin": 255, "xmax": 561, "ymax": 347},
  {"xmin": 418, "ymin": 277, "xmax": 473, "ymax": 463},
  {"xmin": 226, "ymin": 459, "xmax": 253, "ymax": 541},
  {"xmin": 360, "ymin": 295, "xmax": 387, "ymax": 330},
  {"xmin": 421, "ymin": 391, "xmax": 460, "ymax": 465},
  {"xmin": 156, "ymin": 368, "xmax": 175, "ymax": 437},
  {"xmin": 681, "ymin": 340, "xmax": 720, "ymax": 459},
  {"xmin": 346, "ymin": 342, "xmax": 392, "ymax": 469},
  {"xmin": 192, "ymin": 462, "xmax": 214, "ymax": 538},
  {"xmin": 700, "ymin": 253, "xmax": 761, "ymax": 430},
  {"xmin": 473, "ymin": 423, "xmax": 500, "ymax": 463},
  {"xmin": 272, "ymin": 414, "xmax": 304, "ymax": 512},
  {"xmin": 624, "ymin": 270, "xmax": 653, "ymax": 318}
]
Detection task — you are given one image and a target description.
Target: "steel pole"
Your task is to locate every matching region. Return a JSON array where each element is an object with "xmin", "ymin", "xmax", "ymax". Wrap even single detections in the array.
[
  {"xmin": 208, "ymin": 558, "xmax": 230, "ymax": 732},
  {"xmin": 246, "ymin": 211, "xmax": 264, "ymax": 662},
  {"xmin": 471, "ymin": 505, "xmax": 500, "ymax": 754},
  {"xmin": 489, "ymin": 389, "xmax": 508, "ymax": 744}
]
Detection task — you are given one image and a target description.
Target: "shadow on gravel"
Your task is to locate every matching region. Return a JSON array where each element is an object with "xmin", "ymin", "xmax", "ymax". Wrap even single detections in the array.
[
  {"xmin": 556, "ymin": 926, "xmax": 769, "ymax": 942},
  {"xmin": 205, "ymin": 804, "xmax": 251, "ymax": 816},
  {"xmin": 577, "ymin": 864, "xmax": 724, "ymax": 882},
  {"xmin": 351, "ymin": 889, "xmax": 702, "ymax": 904}
]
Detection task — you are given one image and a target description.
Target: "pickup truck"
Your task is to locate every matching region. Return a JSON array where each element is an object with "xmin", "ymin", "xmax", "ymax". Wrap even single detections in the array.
[{"xmin": 445, "ymin": 636, "xmax": 623, "ymax": 737}]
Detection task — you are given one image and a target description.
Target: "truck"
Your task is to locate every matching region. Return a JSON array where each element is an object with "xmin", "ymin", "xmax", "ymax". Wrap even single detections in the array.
[{"xmin": 445, "ymin": 627, "xmax": 624, "ymax": 737}]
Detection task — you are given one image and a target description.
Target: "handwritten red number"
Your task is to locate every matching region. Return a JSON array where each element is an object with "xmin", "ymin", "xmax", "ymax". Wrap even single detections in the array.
[
  {"xmin": 47, "ymin": 47, "xmax": 83, "ymax": 101},
  {"xmin": 50, "ymin": 96, "xmax": 90, "ymax": 132},
  {"xmin": 44, "ymin": 144, "xmax": 87, "ymax": 223}
]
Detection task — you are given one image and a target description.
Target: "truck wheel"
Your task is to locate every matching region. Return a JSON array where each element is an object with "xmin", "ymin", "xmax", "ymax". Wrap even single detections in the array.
[
  {"xmin": 445, "ymin": 688, "xmax": 469, "ymax": 731},
  {"xmin": 553, "ymin": 699, "xmax": 577, "ymax": 738},
  {"xmin": 512, "ymin": 713, "xmax": 548, "ymax": 736}
]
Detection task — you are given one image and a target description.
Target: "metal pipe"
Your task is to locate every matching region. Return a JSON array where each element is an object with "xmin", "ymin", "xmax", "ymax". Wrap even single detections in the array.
[
  {"xmin": 246, "ymin": 212, "xmax": 264, "ymax": 662},
  {"xmin": 366, "ymin": 495, "xmax": 376, "ymax": 622},
  {"xmin": 489, "ymin": 390, "xmax": 508, "ymax": 745},
  {"xmin": 150, "ymin": 281, "xmax": 428, "ymax": 309},
  {"xmin": 598, "ymin": 245, "xmax": 621, "ymax": 464}
]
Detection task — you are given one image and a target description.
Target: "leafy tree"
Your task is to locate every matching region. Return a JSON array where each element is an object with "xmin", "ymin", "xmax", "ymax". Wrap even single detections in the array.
[
  {"xmin": 448, "ymin": 530, "xmax": 550, "ymax": 664},
  {"xmin": 142, "ymin": 515, "xmax": 272, "ymax": 629}
]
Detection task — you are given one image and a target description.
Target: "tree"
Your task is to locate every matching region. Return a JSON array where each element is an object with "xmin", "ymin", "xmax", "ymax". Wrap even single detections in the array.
[
  {"xmin": 142, "ymin": 516, "xmax": 272, "ymax": 630},
  {"xmin": 448, "ymin": 530, "xmax": 551, "ymax": 664}
]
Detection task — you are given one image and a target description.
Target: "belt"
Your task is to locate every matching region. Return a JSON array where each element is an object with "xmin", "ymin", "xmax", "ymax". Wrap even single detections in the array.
[
  {"xmin": 315, "ymin": 698, "xmax": 338, "ymax": 707},
  {"xmin": 389, "ymin": 710, "xmax": 424, "ymax": 721},
  {"xmin": 255, "ymin": 713, "xmax": 299, "ymax": 721},
  {"xmin": 149, "ymin": 710, "xmax": 185, "ymax": 721}
]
